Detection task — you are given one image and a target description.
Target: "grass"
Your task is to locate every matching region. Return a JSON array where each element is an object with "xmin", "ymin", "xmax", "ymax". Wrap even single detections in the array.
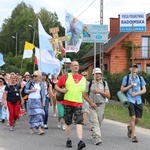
[{"xmin": 105, "ymin": 100, "xmax": 150, "ymax": 129}]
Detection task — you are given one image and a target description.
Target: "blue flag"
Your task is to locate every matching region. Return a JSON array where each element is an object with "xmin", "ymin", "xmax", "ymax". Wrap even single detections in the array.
[
  {"xmin": 38, "ymin": 19, "xmax": 54, "ymax": 57},
  {"xmin": 65, "ymin": 11, "xmax": 83, "ymax": 53},
  {"xmin": 0, "ymin": 53, "xmax": 5, "ymax": 67},
  {"xmin": 35, "ymin": 47, "xmax": 61, "ymax": 76}
]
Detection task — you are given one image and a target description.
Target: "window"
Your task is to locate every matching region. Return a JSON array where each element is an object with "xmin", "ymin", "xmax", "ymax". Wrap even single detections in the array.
[
  {"xmin": 142, "ymin": 36, "xmax": 150, "ymax": 58},
  {"xmin": 146, "ymin": 64, "xmax": 150, "ymax": 74},
  {"xmin": 136, "ymin": 63, "xmax": 141, "ymax": 72}
]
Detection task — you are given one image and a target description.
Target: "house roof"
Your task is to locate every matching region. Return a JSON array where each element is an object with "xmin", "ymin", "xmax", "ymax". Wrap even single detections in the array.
[{"xmin": 80, "ymin": 61, "xmax": 94, "ymax": 70}]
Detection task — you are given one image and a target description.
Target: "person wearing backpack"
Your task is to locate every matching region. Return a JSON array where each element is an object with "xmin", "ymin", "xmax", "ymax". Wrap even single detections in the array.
[
  {"xmin": 55, "ymin": 61, "xmax": 86, "ymax": 150},
  {"xmin": 81, "ymin": 71, "xmax": 89, "ymax": 125},
  {"xmin": 83, "ymin": 68, "xmax": 110, "ymax": 145},
  {"xmin": 22, "ymin": 72, "xmax": 31, "ymax": 112},
  {"xmin": 120, "ymin": 64, "xmax": 146, "ymax": 143},
  {"xmin": 41, "ymin": 72, "xmax": 53, "ymax": 129}
]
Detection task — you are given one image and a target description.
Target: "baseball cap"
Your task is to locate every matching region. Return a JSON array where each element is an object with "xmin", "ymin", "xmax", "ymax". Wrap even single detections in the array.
[
  {"xmin": 42, "ymin": 72, "xmax": 47, "ymax": 76},
  {"xmin": 130, "ymin": 64, "xmax": 138, "ymax": 68}
]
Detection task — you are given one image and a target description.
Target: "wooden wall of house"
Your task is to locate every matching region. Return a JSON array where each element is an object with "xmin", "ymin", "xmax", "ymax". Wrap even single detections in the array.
[{"xmin": 85, "ymin": 15, "xmax": 150, "ymax": 75}]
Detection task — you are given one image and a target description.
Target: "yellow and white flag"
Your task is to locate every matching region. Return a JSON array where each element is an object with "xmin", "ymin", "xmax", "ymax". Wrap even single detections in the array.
[{"xmin": 23, "ymin": 41, "xmax": 34, "ymax": 59}]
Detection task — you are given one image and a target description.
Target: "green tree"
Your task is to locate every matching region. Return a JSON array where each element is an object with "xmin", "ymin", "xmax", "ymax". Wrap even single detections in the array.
[{"xmin": 0, "ymin": 2, "xmax": 65, "ymax": 74}]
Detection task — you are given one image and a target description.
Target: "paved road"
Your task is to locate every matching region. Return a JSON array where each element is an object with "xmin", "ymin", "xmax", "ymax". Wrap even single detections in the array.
[{"xmin": 0, "ymin": 107, "xmax": 150, "ymax": 150}]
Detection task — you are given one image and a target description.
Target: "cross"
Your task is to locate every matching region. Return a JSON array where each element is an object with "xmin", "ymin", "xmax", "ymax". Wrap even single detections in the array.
[{"xmin": 49, "ymin": 27, "xmax": 68, "ymax": 55}]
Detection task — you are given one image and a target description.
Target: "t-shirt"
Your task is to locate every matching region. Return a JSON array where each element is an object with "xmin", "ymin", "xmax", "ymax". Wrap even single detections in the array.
[
  {"xmin": 86, "ymin": 80, "xmax": 109, "ymax": 104},
  {"xmin": 0, "ymin": 86, "xmax": 5, "ymax": 102},
  {"xmin": 5, "ymin": 83, "xmax": 21, "ymax": 103},
  {"xmin": 57, "ymin": 73, "xmax": 83, "ymax": 107}
]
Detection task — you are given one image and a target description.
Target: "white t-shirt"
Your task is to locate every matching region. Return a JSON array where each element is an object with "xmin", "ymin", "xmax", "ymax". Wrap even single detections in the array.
[
  {"xmin": 28, "ymin": 83, "xmax": 41, "ymax": 99},
  {"xmin": 0, "ymin": 86, "xmax": 5, "ymax": 102}
]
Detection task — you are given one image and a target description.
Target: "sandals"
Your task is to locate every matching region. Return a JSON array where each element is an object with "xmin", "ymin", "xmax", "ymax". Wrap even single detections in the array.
[
  {"xmin": 30, "ymin": 129, "xmax": 34, "ymax": 135},
  {"xmin": 132, "ymin": 136, "xmax": 138, "ymax": 143},
  {"xmin": 127, "ymin": 125, "xmax": 132, "ymax": 138},
  {"xmin": 38, "ymin": 131, "xmax": 45, "ymax": 135}
]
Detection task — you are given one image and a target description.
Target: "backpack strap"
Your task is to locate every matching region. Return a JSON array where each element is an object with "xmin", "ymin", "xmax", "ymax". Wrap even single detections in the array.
[
  {"xmin": 125, "ymin": 74, "xmax": 129, "ymax": 87},
  {"xmin": 125, "ymin": 74, "xmax": 142, "ymax": 87},
  {"xmin": 88, "ymin": 80, "xmax": 92, "ymax": 95},
  {"xmin": 63, "ymin": 73, "xmax": 68, "ymax": 86},
  {"xmin": 88, "ymin": 79, "xmax": 106, "ymax": 95}
]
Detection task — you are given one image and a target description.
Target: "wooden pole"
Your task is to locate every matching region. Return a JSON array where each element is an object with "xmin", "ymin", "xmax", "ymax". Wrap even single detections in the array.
[
  {"xmin": 131, "ymin": 21, "xmax": 134, "ymax": 77},
  {"xmin": 20, "ymin": 58, "xmax": 23, "ymax": 74}
]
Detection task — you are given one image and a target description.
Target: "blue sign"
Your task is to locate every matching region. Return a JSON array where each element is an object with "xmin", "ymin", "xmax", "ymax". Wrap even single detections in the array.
[
  {"xmin": 120, "ymin": 13, "xmax": 146, "ymax": 32},
  {"xmin": 82, "ymin": 24, "xmax": 108, "ymax": 43}
]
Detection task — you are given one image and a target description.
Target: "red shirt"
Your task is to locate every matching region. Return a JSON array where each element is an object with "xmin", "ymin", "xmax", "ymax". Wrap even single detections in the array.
[{"xmin": 57, "ymin": 73, "xmax": 83, "ymax": 107}]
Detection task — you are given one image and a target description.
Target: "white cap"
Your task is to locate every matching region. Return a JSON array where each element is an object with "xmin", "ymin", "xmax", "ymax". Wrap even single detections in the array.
[{"xmin": 92, "ymin": 68, "xmax": 102, "ymax": 74}]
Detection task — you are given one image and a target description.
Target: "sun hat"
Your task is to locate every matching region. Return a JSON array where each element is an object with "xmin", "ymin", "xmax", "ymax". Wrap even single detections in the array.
[{"xmin": 92, "ymin": 68, "xmax": 102, "ymax": 74}]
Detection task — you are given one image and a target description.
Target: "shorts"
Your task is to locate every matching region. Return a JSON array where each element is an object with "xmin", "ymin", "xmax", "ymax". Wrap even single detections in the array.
[
  {"xmin": 128, "ymin": 102, "xmax": 143, "ymax": 118},
  {"xmin": 57, "ymin": 103, "xmax": 64, "ymax": 117},
  {"xmin": 64, "ymin": 105, "xmax": 83, "ymax": 125}
]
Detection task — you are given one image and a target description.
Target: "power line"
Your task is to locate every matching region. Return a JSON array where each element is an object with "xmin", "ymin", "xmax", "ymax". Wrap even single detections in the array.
[
  {"xmin": 72, "ymin": 0, "xmax": 90, "ymax": 14},
  {"xmin": 76, "ymin": 0, "xmax": 96, "ymax": 18}
]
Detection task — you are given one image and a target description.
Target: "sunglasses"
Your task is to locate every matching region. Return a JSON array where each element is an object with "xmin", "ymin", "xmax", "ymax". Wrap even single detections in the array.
[
  {"xmin": 33, "ymin": 75, "xmax": 37, "ymax": 77},
  {"xmin": 83, "ymin": 75, "xmax": 87, "ymax": 77}
]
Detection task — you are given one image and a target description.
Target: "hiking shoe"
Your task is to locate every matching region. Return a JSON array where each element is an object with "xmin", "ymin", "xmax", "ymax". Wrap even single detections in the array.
[
  {"xmin": 78, "ymin": 140, "xmax": 86, "ymax": 150},
  {"xmin": 127, "ymin": 125, "xmax": 132, "ymax": 138},
  {"xmin": 132, "ymin": 136, "xmax": 138, "ymax": 143},
  {"xmin": 66, "ymin": 140, "xmax": 72, "ymax": 148},
  {"xmin": 94, "ymin": 138, "xmax": 102, "ymax": 145}
]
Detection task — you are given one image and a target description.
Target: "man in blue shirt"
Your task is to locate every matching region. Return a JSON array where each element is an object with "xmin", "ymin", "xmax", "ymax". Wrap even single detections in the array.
[{"xmin": 121, "ymin": 64, "xmax": 146, "ymax": 143}]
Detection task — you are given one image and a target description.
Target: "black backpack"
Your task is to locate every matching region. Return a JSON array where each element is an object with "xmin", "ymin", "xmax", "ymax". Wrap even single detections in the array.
[{"xmin": 88, "ymin": 79, "xmax": 106, "ymax": 95}]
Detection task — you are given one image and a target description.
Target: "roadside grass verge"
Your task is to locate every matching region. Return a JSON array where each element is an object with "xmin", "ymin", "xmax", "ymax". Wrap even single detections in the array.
[{"xmin": 105, "ymin": 100, "xmax": 150, "ymax": 129}]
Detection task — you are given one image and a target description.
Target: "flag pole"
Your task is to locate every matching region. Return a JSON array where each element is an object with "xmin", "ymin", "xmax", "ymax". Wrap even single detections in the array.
[
  {"xmin": 32, "ymin": 24, "xmax": 36, "ymax": 73},
  {"xmin": 20, "ymin": 58, "xmax": 23, "ymax": 74}
]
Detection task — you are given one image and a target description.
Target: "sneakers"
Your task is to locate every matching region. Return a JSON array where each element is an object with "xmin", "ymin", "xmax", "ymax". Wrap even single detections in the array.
[
  {"xmin": 127, "ymin": 125, "xmax": 132, "ymax": 138},
  {"xmin": 9, "ymin": 126, "xmax": 14, "ymax": 131},
  {"xmin": 132, "ymin": 136, "xmax": 138, "ymax": 143},
  {"xmin": 94, "ymin": 138, "xmax": 102, "ymax": 145},
  {"xmin": 44, "ymin": 124, "xmax": 48, "ymax": 129},
  {"xmin": 66, "ymin": 140, "xmax": 72, "ymax": 148},
  {"xmin": 53, "ymin": 114, "xmax": 57, "ymax": 117},
  {"xmin": 78, "ymin": 140, "xmax": 86, "ymax": 150},
  {"xmin": 91, "ymin": 136, "xmax": 102, "ymax": 145},
  {"xmin": 57, "ymin": 121, "xmax": 61, "ymax": 128},
  {"xmin": 62, "ymin": 124, "xmax": 65, "ymax": 131}
]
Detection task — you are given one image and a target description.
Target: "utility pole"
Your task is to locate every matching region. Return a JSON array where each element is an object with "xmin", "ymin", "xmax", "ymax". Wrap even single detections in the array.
[{"xmin": 99, "ymin": 0, "xmax": 104, "ymax": 71}]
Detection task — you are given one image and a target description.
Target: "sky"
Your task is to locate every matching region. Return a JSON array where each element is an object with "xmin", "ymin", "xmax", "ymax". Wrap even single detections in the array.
[{"xmin": 0, "ymin": 0, "xmax": 150, "ymax": 29}]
